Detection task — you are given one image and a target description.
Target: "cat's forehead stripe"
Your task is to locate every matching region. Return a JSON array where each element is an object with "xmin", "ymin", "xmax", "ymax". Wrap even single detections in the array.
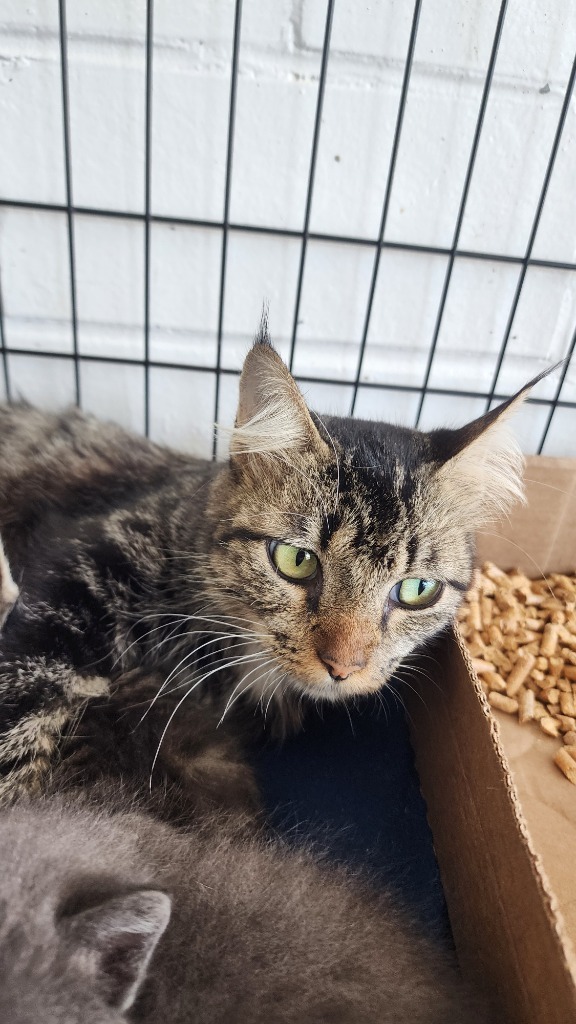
[{"xmin": 405, "ymin": 535, "xmax": 419, "ymax": 573}]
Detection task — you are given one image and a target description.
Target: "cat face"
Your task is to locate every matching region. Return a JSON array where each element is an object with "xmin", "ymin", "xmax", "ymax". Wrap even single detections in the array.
[{"xmin": 207, "ymin": 338, "xmax": 534, "ymax": 705}]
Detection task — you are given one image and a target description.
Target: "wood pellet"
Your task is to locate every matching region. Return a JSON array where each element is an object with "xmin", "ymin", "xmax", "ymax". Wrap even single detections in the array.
[{"xmin": 458, "ymin": 563, "xmax": 576, "ymax": 786}]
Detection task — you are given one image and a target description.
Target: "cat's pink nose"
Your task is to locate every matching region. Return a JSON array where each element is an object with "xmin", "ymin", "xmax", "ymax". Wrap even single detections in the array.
[{"xmin": 318, "ymin": 654, "xmax": 366, "ymax": 682}]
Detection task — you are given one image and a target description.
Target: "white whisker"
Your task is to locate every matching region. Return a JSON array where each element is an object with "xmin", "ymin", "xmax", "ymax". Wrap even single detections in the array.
[
  {"xmin": 153, "ymin": 639, "xmax": 268, "ymax": 703},
  {"xmin": 263, "ymin": 673, "xmax": 287, "ymax": 720},
  {"xmin": 217, "ymin": 658, "xmax": 279, "ymax": 726},
  {"xmin": 147, "ymin": 651, "xmax": 273, "ymax": 786},
  {"xmin": 140, "ymin": 645, "xmax": 267, "ymax": 726}
]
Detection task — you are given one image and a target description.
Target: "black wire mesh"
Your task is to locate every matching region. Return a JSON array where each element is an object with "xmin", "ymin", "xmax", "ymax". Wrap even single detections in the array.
[
  {"xmin": 414, "ymin": 0, "xmax": 508, "ymax": 427},
  {"xmin": 0, "ymin": 275, "xmax": 9, "ymax": 401},
  {"xmin": 57, "ymin": 0, "xmax": 80, "ymax": 406},
  {"xmin": 485, "ymin": 49, "xmax": 576, "ymax": 414},
  {"xmin": 350, "ymin": 0, "xmax": 422, "ymax": 417},
  {"xmin": 288, "ymin": 0, "xmax": 335, "ymax": 373},
  {"xmin": 213, "ymin": 0, "xmax": 243, "ymax": 458},
  {"xmin": 143, "ymin": 0, "xmax": 155, "ymax": 437},
  {"xmin": 0, "ymin": 0, "xmax": 575, "ymax": 456}
]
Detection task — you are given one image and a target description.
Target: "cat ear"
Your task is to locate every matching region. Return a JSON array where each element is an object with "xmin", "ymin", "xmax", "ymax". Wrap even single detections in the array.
[
  {"xmin": 64, "ymin": 889, "xmax": 171, "ymax": 1012},
  {"xmin": 431, "ymin": 369, "xmax": 553, "ymax": 526},
  {"xmin": 229, "ymin": 330, "xmax": 329, "ymax": 462}
]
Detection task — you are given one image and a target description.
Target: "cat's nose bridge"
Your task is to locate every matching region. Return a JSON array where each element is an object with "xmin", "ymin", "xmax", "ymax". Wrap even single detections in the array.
[{"xmin": 314, "ymin": 615, "xmax": 378, "ymax": 681}]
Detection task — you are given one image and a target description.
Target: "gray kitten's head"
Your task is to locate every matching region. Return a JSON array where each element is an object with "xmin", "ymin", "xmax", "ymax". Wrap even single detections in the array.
[
  {"xmin": 0, "ymin": 805, "xmax": 169, "ymax": 1024},
  {"xmin": 206, "ymin": 335, "xmax": 540, "ymax": 705}
]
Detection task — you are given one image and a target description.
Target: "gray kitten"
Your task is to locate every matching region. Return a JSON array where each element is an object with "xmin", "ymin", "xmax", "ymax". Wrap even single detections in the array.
[{"xmin": 0, "ymin": 792, "xmax": 492, "ymax": 1024}]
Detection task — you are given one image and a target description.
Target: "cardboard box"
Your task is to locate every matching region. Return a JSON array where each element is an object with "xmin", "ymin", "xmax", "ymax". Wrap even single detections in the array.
[{"xmin": 406, "ymin": 455, "xmax": 576, "ymax": 1024}]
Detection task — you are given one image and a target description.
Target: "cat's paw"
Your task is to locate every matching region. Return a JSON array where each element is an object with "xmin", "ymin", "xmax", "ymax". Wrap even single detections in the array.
[{"xmin": 162, "ymin": 741, "xmax": 262, "ymax": 823}]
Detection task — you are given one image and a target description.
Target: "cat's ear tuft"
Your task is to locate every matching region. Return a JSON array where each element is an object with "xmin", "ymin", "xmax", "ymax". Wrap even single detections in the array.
[
  {"xmin": 431, "ymin": 369, "xmax": 553, "ymax": 525},
  {"xmin": 64, "ymin": 888, "xmax": 171, "ymax": 1012},
  {"xmin": 229, "ymin": 335, "xmax": 329, "ymax": 463}
]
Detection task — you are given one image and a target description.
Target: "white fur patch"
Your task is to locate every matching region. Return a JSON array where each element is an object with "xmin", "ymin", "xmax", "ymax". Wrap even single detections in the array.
[
  {"xmin": 226, "ymin": 397, "xmax": 311, "ymax": 458},
  {"xmin": 0, "ymin": 707, "xmax": 70, "ymax": 762},
  {"xmin": 70, "ymin": 675, "xmax": 110, "ymax": 699},
  {"xmin": 224, "ymin": 342, "xmax": 327, "ymax": 461},
  {"xmin": 438, "ymin": 399, "xmax": 526, "ymax": 526},
  {"xmin": 0, "ymin": 537, "xmax": 19, "ymax": 627}
]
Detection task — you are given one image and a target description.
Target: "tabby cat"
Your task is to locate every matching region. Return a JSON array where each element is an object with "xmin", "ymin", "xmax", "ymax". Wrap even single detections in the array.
[
  {"xmin": 0, "ymin": 789, "xmax": 491, "ymax": 1023},
  {"xmin": 0, "ymin": 329, "xmax": 541, "ymax": 803}
]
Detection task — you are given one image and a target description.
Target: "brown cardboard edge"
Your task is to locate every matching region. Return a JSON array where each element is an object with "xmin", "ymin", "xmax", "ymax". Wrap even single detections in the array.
[
  {"xmin": 405, "ymin": 627, "xmax": 576, "ymax": 1024},
  {"xmin": 453, "ymin": 627, "xmax": 576, "ymax": 978},
  {"xmin": 492, "ymin": 709, "xmax": 576, "ymax": 952}
]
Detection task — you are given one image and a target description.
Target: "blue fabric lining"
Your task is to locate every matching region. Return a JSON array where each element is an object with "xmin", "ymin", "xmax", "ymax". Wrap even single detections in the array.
[{"xmin": 253, "ymin": 692, "xmax": 451, "ymax": 945}]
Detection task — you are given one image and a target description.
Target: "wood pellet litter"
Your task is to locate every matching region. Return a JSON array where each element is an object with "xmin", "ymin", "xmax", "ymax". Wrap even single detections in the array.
[{"xmin": 458, "ymin": 563, "xmax": 576, "ymax": 785}]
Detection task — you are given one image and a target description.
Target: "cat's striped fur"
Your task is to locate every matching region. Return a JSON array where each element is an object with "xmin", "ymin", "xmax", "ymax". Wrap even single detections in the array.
[{"xmin": 0, "ymin": 331, "xmax": 541, "ymax": 803}]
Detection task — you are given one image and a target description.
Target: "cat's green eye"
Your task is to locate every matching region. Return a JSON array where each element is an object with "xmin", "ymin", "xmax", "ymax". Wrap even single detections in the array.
[
  {"xmin": 390, "ymin": 578, "xmax": 443, "ymax": 609},
  {"xmin": 269, "ymin": 541, "xmax": 318, "ymax": 582}
]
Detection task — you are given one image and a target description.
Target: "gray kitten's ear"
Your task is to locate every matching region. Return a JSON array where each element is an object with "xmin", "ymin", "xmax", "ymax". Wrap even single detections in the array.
[
  {"xmin": 65, "ymin": 889, "xmax": 171, "ymax": 1012},
  {"xmin": 229, "ymin": 333, "xmax": 329, "ymax": 461},
  {"xmin": 431, "ymin": 368, "xmax": 555, "ymax": 525}
]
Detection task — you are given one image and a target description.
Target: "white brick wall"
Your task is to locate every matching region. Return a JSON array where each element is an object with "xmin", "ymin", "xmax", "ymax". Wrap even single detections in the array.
[{"xmin": 0, "ymin": 0, "xmax": 575, "ymax": 458}]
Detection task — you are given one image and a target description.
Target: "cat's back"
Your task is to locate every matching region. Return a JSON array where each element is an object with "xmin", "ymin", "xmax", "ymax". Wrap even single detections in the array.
[
  {"xmin": 0, "ymin": 402, "xmax": 197, "ymax": 485},
  {"xmin": 0, "ymin": 403, "xmax": 208, "ymax": 529}
]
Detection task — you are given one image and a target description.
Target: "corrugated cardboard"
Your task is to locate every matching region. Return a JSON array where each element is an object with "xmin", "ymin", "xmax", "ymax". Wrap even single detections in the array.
[
  {"xmin": 476, "ymin": 454, "xmax": 576, "ymax": 576},
  {"xmin": 406, "ymin": 455, "xmax": 576, "ymax": 1024}
]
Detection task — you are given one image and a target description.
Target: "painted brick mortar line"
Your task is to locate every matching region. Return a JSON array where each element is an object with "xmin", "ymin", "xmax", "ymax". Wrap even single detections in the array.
[{"xmin": 0, "ymin": 32, "xmax": 567, "ymax": 94}]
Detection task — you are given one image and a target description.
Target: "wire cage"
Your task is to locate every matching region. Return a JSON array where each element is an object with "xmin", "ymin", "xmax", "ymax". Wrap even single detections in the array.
[{"xmin": 0, "ymin": 0, "xmax": 575, "ymax": 461}]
